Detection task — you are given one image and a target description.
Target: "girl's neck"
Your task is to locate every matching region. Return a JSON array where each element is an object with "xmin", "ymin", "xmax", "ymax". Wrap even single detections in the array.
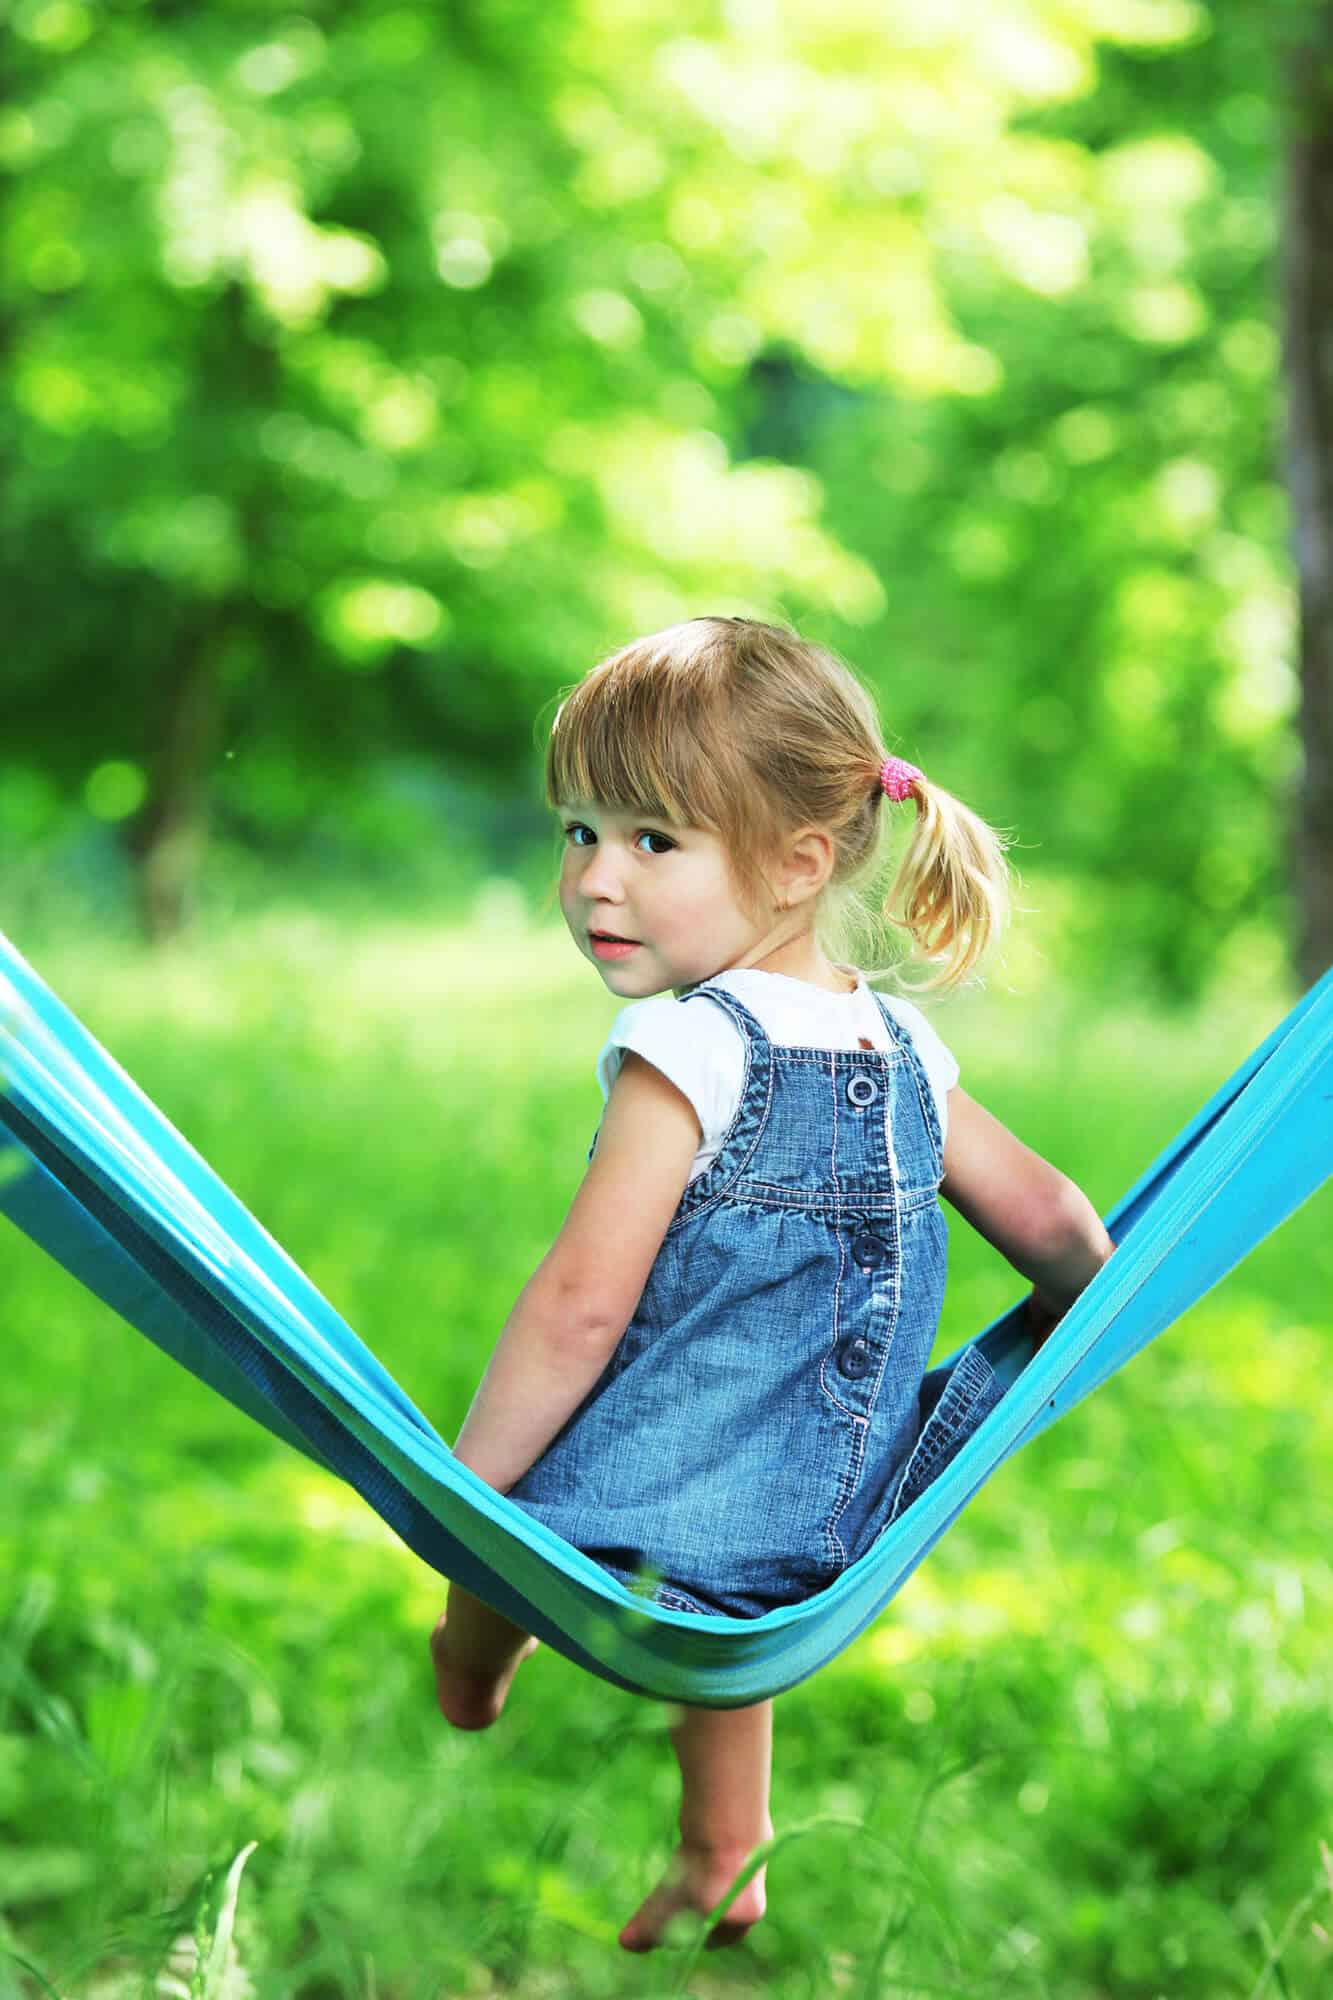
[{"xmin": 694, "ymin": 949, "xmax": 858, "ymax": 998}]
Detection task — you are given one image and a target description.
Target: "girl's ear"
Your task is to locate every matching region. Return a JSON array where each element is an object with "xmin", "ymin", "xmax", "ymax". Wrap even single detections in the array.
[{"xmin": 776, "ymin": 827, "xmax": 837, "ymax": 911}]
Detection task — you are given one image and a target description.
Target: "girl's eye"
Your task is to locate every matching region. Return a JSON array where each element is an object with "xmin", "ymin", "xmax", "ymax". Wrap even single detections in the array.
[{"xmin": 563, "ymin": 823, "xmax": 674, "ymax": 856}]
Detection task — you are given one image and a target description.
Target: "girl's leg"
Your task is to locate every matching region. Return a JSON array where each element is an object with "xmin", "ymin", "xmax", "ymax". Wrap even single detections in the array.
[
  {"xmin": 430, "ymin": 1583, "xmax": 538, "ymax": 1730},
  {"xmin": 620, "ymin": 1698, "xmax": 774, "ymax": 1952}
]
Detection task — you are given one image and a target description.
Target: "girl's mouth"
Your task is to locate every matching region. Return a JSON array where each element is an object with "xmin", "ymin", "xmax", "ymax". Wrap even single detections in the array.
[{"xmin": 590, "ymin": 932, "xmax": 640, "ymax": 959}]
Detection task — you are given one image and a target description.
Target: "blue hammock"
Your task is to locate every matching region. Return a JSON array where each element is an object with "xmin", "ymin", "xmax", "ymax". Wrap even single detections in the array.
[{"xmin": 1, "ymin": 929, "xmax": 1329, "ymax": 1708}]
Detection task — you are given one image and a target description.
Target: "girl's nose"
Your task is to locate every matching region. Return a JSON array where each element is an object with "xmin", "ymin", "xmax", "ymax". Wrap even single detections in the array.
[{"xmin": 578, "ymin": 848, "xmax": 624, "ymax": 897}]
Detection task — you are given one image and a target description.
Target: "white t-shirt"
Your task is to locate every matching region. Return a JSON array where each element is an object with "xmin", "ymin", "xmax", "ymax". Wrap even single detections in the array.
[{"xmin": 595, "ymin": 966, "xmax": 960, "ymax": 1184}]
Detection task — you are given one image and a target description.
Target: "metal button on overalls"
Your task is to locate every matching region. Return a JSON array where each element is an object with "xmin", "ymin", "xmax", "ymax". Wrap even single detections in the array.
[{"xmin": 847, "ymin": 1074, "xmax": 879, "ymax": 1106}]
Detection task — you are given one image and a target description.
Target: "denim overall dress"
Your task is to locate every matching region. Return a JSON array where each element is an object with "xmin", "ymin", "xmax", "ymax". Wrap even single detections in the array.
[{"xmin": 507, "ymin": 979, "xmax": 1008, "ymax": 1618}]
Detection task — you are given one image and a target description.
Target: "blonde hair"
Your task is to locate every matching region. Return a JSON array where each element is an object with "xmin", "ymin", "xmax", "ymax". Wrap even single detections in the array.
[{"xmin": 541, "ymin": 616, "xmax": 1012, "ymax": 994}]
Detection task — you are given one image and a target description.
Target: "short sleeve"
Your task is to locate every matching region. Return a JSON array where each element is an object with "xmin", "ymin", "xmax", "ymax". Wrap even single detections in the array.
[
  {"xmin": 881, "ymin": 995, "xmax": 961, "ymax": 1141},
  {"xmin": 594, "ymin": 994, "xmax": 744, "ymax": 1151}
]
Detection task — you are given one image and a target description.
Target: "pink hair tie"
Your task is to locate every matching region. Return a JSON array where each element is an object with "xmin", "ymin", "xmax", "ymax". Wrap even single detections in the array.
[{"xmin": 879, "ymin": 756, "xmax": 924, "ymax": 802}]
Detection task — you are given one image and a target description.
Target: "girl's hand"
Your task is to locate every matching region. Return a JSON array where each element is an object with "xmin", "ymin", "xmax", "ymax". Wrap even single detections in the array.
[
  {"xmin": 1023, "ymin": 1290, "xmax": 1063, "ymax": 1349},
  {"xmin": 1024, "ymin": 1239, "xmax": 1116, "ymax": 1349},
  {"xmin": 1020, "ymin": 1240, "xmax": 1112, "ymax": 1352}
]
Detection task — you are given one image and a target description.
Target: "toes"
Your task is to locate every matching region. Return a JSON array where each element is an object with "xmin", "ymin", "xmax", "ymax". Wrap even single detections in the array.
[
  {"xmin": 430, "ymin": 1614, "xmax": 538, "ymax": 1732},
  {"xmin": 431, "ymin": 1646, "xmax": 505, "ymax": 1730},
  {"xmin": 618, "ymin": 1870, "xmax": 765, "ymax": 1954},
  {"xmin": 618, "ymin": 1884, "xmax": 681, "ymax": 1953},
  {"xmin": 618, "ymin": 1907, "xmax": 755, "ymax": 1953},
  {"xmin": 437, "ymin": 1686, "xmax": 501, "ymax": 1731},
  {"xmin": 704, "ymin": 1917, "xmax": 755, "ymax": 1950}
]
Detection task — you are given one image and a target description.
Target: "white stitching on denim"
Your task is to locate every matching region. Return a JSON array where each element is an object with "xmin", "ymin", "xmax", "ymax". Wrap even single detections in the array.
[
  {"xmin": 889, "ymin": 1347, "xmax": 994, "ymax": 1521},
  {"xmin": 820, "ymin": 1219, "xmax": 854, "ymax": 1415},
  {"xmin": 730, "ymin": 1181, "xmax": 936, "ymax": 1213},
  {"xmin": 878, "ymin": 1170, "xmax": 903, "ymax": 1380},
  {"xmin": 750, "ymin": 1046, "xmax": 906, "ymax": 1066},
  {"xmin": 655, "ymin": 1583, "xmax": 714, "ymax": 1615},
  {"xmin": 829, "ymin": 1046, "xmax": 840, "ymax": 1195},
  {"xmin": 666, "ymin": 988, "xmax": 773, "ymax": 1232},
  {"xmin": 870, "ymin": 991, "xmax": 944, "ymax": 1185},
  {"xmin": 822, "ymin": 1407, "xmax": 865, "ymax": 1573}
]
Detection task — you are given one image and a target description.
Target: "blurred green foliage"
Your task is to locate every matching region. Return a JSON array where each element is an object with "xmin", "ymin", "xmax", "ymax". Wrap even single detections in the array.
[
  {"xmin": 0, "ymin": 0, "xmax": 1311, "ymax": 997},
  {"xmin": 0, "ymin": 915, "xmax": 1329, "ymax": 1993}
]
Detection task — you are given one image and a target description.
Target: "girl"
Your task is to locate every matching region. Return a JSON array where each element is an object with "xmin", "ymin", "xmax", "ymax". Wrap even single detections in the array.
[{"xmin": 429, "ymin": 616, "xmax": 1115, "ymax": 1952}]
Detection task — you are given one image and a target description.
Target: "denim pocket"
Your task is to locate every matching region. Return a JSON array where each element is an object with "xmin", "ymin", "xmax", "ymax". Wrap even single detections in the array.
[{"xmin": 889, "ymin": 1341, "xmax": 1006, "ymax": 1524}]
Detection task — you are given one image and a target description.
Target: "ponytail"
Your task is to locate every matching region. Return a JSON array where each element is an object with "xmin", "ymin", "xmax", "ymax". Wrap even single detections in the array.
[{"xmin": 880, "ymin": 774, "xmax": 1013, "ymax": 993}]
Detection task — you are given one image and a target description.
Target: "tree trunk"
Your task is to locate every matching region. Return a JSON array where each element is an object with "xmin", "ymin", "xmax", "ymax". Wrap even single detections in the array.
[
  {"xmin": 1279, "ymin": 9, "xmax": 1333, "ymax": 985},
  {"xmin": 125, "ymin": 626, "xmax": 222, "ymax": 943}
]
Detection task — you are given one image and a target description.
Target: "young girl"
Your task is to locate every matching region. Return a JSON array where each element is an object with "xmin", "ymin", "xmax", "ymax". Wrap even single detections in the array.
[{"xmin": 429, "ymin": 616, "xmax": 1115, "ymax": 1952}]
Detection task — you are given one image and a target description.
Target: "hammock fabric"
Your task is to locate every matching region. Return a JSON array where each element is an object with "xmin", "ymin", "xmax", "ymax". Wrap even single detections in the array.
[{"xmin": 2, "ymin": 929, "xmax": 1329, "ymax": 1709}]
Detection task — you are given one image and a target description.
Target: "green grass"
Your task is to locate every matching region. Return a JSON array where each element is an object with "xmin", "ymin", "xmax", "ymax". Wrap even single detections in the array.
[{"xmin": 1, "ymin": 904, "xmax": 1330, "ymax": 1998}]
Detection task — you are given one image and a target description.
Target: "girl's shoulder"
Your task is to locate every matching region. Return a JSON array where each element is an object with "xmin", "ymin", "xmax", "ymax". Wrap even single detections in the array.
[
  {"xmin": 870, "ymin": 987, "xmax": 961, "ymax": 1099},
  {"xmin": 874, "ymin": 989, "xmax": 957, "ymax": 1066},
  {"xmin": 594, "ymin": 988, "xmax": 744, "ymax": 1118}
]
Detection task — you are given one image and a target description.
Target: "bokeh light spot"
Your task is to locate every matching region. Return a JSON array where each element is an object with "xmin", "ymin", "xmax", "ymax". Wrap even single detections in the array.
[{"xmin": 86, "ymin": 761, "xmax": 148, "ymax": 823}]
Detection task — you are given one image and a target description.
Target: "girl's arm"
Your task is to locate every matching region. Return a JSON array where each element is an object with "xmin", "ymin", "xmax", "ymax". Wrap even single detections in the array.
[
  {"xmin": 940, "ymin": 1086, "xmax": 1115, "ymax": 1331},
  {"xmin": 452, "ymin": 1051, "xmax": 703, "ymax": 1493}
]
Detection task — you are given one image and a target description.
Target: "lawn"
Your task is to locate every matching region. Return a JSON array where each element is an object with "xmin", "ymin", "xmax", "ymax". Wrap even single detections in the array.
[{"xmin": 1, "ymin": 904, "xmax": 1330, "ymax": 1998}]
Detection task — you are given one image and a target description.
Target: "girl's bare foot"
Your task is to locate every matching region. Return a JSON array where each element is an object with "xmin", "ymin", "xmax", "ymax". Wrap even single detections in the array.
[
  {"xmin": 429, "ymin": 1588, "xmax": 537, "ymax": 1730},
  {"xmin": 619, "ymin": 1839, "xmax": 767, "ymax": 1952}
]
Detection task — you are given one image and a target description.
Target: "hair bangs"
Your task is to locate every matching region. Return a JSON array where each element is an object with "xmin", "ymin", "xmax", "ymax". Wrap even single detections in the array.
[{"xmin": 544, "ymin": 631, "xmax": 734, "ymax": 834}]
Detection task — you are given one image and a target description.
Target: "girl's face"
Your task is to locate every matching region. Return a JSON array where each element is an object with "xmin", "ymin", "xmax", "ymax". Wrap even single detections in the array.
[{"xmin": 556, "ymin": 800, "xmax": 771, "ymax": 998}]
